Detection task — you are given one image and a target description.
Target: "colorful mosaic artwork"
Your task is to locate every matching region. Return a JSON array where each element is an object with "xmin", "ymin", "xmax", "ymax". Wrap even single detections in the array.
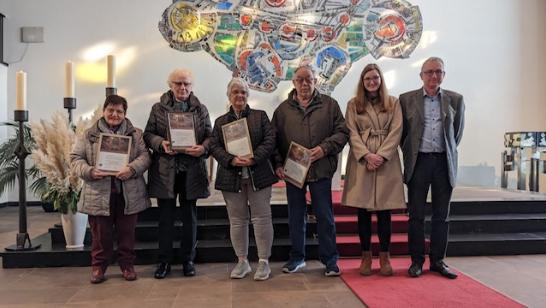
[{"xmin": 159, "ymin": 0, "xmax": 423, "ymax": 93}]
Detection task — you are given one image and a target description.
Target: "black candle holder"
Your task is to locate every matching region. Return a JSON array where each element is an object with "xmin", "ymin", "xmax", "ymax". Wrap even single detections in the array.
[
  {"xmin": 5, "ymin": 110, "xmax": 41, "ymax": 251},
  {"xmin": 106, "ymin": 87, "xmax": 117, "ymax": 96},
  {"xmin": 64, "ymin": 97, "xmax": 77, "ymax": 124}
]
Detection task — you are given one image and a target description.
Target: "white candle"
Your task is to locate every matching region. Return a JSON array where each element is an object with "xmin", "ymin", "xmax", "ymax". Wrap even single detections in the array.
[
  {"xmin": 107, "ymin": 55, "xmax": 116, "ymax": 88},
  {"xmin": 15, "ymin": 71, "xmax": 27, "ymax": 111},
  {"xmin": 65, "ymin": 61, "xmax": 75, "ymax": 98}
]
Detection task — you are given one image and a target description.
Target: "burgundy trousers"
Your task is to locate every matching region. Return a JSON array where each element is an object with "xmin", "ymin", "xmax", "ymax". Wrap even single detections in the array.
[{"xmin": 88, "ymin": 193, "xmax": 138, "ymax": 271}]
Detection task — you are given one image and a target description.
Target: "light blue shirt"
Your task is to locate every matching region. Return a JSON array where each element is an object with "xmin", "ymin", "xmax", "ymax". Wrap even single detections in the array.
[{"xmin": 419, "ymin": 88, "xmax": 446, "ymax": 153}]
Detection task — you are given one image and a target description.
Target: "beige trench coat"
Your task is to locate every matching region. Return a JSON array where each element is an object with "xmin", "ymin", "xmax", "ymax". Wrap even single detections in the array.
[{"xmin": 341, "ymin": 96, "xmax": 406, "ymax": 211}]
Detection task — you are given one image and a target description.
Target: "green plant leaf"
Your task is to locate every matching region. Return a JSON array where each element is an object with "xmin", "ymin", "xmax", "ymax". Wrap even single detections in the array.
[
  {"xmin": 0, "ymin": 161, "xmax": 19, "ymax": 196},
  {"xmin": 0, "ymin": 122, "xmax": 38, "ymax": 198},
  {"xmin": 30, "ymin": 176, "xmax": 48, "ymax": 198}
]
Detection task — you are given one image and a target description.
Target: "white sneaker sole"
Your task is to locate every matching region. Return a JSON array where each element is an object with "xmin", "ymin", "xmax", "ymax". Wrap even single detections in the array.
[
  {"xmin": 282, "ymin": 261, "xmax": 306, "ymax": 273},
  {"xmin": 324, "ymin": 270, "xmax": 341, "ymax": 277},
  {"xmin": 254, "ymin": 270, "xmax": 271, "ymax": 281},
  {"xmin": 230, "ymin": 267, "xmax": 252, "ymax": 279}
]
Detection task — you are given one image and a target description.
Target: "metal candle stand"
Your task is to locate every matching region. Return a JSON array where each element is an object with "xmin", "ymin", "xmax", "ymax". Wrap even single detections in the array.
[
  {"xmin": 5, "ymin": 110, "xmax": 41, "ymax": 251},
  {"xmin": 106, "ymin": 87, "xmax": 117, "ymax": 97},
  {"xmin": 64, "ymin": 97, "xmax": 76, "ymax": 124},
  {"xmin": 49, "ymin": 97, "xmax": 79, "ymax": 230}
]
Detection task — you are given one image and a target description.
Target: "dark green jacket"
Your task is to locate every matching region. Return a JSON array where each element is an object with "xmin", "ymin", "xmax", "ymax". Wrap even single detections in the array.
[{"xmin": 272, "ymin": 89, "xmax": 349, "ymax": 182}]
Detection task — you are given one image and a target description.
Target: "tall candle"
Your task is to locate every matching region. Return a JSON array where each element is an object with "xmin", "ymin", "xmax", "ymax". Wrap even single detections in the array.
[
  {"xmin": 107, "ymin": 55, "xmax": 116, "ymax": 88},
  {"xmin": 15, "ymin": 71, "xmax": 27, "ymax": 111},
  {"xmin": 65, "ymin": 61, "xmax": 75, "ymax": 98}
]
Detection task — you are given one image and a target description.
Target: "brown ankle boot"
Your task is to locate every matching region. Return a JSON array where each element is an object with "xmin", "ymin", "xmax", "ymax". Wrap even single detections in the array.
[
  {"xmin": 90, "ymin": 266, "xmax": 106, "ymax": 284},
  {"xmin": 379, "ymin": 252, "xmax": 393, "ymax": 276},
  {"xmin": 359, "ymin": 251, "xmax": 372, "ymax": 276}
]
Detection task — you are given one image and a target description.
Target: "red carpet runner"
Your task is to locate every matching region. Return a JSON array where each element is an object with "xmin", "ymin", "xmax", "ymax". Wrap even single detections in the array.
[{"xmin": 338, "ymin": 258, "xmax": 524, "ymax": 308}]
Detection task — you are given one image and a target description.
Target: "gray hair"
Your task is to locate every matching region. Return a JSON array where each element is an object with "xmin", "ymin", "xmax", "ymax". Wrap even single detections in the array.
[
  {"xmin": 421, "ymin": 57, "xmax": 445, "ymax": 72},
  {"xmin": 167, "ymin": 68, "xmax": 193, "ymax": 86},
  {"xmin": 226, "ymin": 77, "xmax": 249, "ymax": 97},
  {"xmin": 293, "ymin": 65, "xmax": 316, "ymax": 79}
]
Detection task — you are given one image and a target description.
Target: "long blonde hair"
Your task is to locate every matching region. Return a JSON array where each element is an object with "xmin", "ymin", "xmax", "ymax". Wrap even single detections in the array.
[{"xmin": 354, "ymin": 63, "xmax": 393, "ymax": 114}]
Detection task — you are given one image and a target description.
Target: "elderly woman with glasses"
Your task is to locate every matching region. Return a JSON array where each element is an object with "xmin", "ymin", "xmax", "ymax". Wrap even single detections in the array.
[
  {"xmin": 143, "ymin": 68, "xmax": 212, "ymax": 279},
  {"xmin": 210, "ymin": 77, "xmax": 277, "ymax": 281}
]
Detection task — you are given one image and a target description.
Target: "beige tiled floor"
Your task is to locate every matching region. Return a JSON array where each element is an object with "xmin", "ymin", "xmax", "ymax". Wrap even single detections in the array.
[{"xmin": 1, "ymin": 206, "xmax": 546, "ymax": 307}]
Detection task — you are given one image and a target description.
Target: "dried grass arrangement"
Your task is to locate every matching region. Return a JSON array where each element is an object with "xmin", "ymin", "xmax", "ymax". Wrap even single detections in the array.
[{"xmin": 31, "ymin": 108, "xmax": 101, "ymax": 214}]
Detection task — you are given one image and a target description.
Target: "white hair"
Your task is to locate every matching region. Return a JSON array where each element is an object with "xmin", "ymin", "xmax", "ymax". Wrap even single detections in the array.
[
  {"xmin": 226, "ymin": 77, "xmax": 249, "ymax": 97},
  {"xmin": 167, "ymin": 68, "xmax": 193, "ymax": 85}
]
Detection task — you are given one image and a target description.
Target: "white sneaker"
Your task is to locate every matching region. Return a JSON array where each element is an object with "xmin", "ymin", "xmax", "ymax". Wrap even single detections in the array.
[
  {"xmin": 230, "ymin": 260, "xmax": 251, "ymax": 279},
  {"xmin": 254, "ymin": 261, "xmax": 271, "ymax": 281}
]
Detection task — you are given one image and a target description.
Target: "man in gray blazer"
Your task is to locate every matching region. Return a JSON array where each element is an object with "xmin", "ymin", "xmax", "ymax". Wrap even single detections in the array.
[{"xmin": 399, "ymin": 57, "xmax": 465, "ymax": 279}]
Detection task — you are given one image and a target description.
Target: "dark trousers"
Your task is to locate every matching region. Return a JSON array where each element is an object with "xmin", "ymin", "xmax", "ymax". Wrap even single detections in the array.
[
  {"xmin": 358, "ymin": 209, "xmax": 391, "ymax": 252},
  {"xmin": 407, "ymin": 153, "xmax": 453, "ymax": 265},
  {"xmin": 88, "ymin": 193, "xmax": 138, "ymax": 271},
  {"xmin": 157, "ymin": 172, "xmax": 197, "ymax": 263},
  {"xmin": 286, "ymin": 178, "xmax": 339, "ymax": 267}
]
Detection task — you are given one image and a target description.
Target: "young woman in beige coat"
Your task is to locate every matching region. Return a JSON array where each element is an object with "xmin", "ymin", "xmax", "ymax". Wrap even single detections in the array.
[{"xmin": 341, "ymin": 64, "xmax": 406, "ymax": 276}]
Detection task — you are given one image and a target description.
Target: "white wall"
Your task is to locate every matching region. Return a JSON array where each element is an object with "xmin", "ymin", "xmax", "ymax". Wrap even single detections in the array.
[
  {"xmin": 0, "ymin": 63, "xmax": 7, "ymax": 204},
  {"xmin": 1, "ymin": 0, "xmax": 545, "ymax": 201}
]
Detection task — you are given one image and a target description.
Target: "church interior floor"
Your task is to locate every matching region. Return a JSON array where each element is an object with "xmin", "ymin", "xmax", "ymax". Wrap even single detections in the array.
[{"xmin": 1, "ymin": 206, "xmax": 545, "ymax": 307}]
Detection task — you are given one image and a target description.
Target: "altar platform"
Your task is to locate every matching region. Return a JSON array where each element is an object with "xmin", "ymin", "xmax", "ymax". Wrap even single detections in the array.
[{"xmin": 2, "ymin": 185, "xmax": 546, "ymax": 268}]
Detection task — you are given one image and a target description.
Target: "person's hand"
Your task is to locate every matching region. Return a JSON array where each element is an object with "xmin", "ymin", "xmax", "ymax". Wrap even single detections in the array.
[
  {"xmin": 276, "ymin": 167, "xmax": 285, "ymax": 179},
  {"xmin": 238, "ymin": 157, "xmax": 253, "ymax": 166},
  {"xmin": 161, "ymin": 140, "xmax": 175, "ymax": 155},
  {"xmin": 116, "ymin": 166, "xmax": 134, "ymax": 181},
  {"xmin": 90, "ymin": 168, "xmax": 108, "ymax": 180},
  {"xmin": 365, "ymin": 153, "xmax": 384, "ymax": 168},
  {"xmin": 231, "ymin": 156, "xmax": 253, "ymax": 167},
  {"xmin": 366, "ymin": 162, "xmax": 377, "ymax": 171},
  {"xmin": 309, "ymin": 146, "xmax": 325, "ymax": 163},
  {"xmin": 184, "ymin": 145, "xmax": 205, "ymax": 157}
]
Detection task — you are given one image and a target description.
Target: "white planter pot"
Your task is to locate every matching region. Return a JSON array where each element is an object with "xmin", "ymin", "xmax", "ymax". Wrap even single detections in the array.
[{"xmin": 61, "ymin": 211, "xmax": 88, "ymax": 249}]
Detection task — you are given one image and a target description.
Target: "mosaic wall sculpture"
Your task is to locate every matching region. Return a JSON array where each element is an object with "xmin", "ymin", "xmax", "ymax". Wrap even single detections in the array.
[{"xmin": 159, "ymin": 0, "xmax": 423, "ymax": 93}]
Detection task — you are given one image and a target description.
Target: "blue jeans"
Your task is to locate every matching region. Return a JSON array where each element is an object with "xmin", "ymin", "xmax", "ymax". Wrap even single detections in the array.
[{"xmin": 286, "ymin": 178, "xmax": 339, "ymax": 267}]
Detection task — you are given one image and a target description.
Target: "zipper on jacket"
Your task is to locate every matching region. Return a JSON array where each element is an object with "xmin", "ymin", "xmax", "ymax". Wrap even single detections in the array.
[
  {"xmin": 249, "ymin": 168, "xmax": 257, "ymax": 192},
  {"xmin": 122, "ymin": 179, "xmax": 129, "ymax": 215}
]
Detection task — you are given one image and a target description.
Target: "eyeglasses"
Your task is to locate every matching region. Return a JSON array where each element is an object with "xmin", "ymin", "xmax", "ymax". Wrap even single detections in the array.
[
  {"xmin": 231, "ymin": 89, "xmax": 247, "ymax": 96},
  {"xmin": 170, "ymin": 81, "xmax": 192, "ymax": 87},
  {"xmin": 422, "ymin": 70, "xmax": 444, "ymax": 76},
  {"xmin": 363, "ymin": 76, "xmax": 380, "ymax": 82},
  {"xmin": 294, "ymin": 77, "xmax": 315, "ymax": 84}
]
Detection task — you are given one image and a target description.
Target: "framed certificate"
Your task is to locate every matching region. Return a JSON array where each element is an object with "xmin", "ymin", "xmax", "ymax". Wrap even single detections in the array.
[
  {"xmin": 167, "ymin": 112, "xmax": 196, "ymax": 151},
  {"xmin": 222, "ymin": 118, "xmax": 253, "ymax": 159},
  {"xmin": 96, "ymin": 133, "xmax": 132, "ymax": 175},
  {"xmin": 283, "ymin": 142, "xmax": 312, "ymax": 189}
]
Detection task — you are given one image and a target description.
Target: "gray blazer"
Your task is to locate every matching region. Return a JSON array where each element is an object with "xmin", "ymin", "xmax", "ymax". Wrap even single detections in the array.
[{"xmin": 399, "ymin": 88, "xmax": 465, "ymax": 187}]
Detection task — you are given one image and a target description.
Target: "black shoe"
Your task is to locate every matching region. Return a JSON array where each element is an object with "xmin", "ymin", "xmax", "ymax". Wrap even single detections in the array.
[
  {"xmin": 408, "ymin": 262, "xmax": 423, "ymax": 278},
  {"xmin": 430, "ymin": 260, "xmax": 458, "ymax": 279},
  {"xmin": 154, "ymin": 262, "xmax": 171, "ymax": 279},
  {"xmin": 183, "ymin": 261, "xmax": 196, "ymax": 277}
]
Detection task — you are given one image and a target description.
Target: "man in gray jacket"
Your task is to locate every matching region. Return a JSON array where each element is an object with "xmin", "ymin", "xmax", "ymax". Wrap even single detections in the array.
[
  {"xmin": 399, "ymin": 57, "xmax": 465, "ymax": 279},
  {"xmin": 272, "ymin": 65, "xmax": 349, "ymax": 276}
]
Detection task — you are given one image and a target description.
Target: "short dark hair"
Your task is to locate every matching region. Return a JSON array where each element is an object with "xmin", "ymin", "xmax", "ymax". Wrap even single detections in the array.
[{"xmin": 103, "ymin": 95, "xmax": 128, "ymax": 112}]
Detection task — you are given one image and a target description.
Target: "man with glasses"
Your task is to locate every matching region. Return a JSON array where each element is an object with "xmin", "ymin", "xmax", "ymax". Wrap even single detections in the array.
[
  {"xmin": 144, "ymin": 68, "xmax": 212, "ymax": 279},
  {"xmin": 272, "ymin": 65, "xmax": 349, "ymax": 276},
  {"xmin": 399, "ymin": 57, "xmax": 465, "ymax": 279}
]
